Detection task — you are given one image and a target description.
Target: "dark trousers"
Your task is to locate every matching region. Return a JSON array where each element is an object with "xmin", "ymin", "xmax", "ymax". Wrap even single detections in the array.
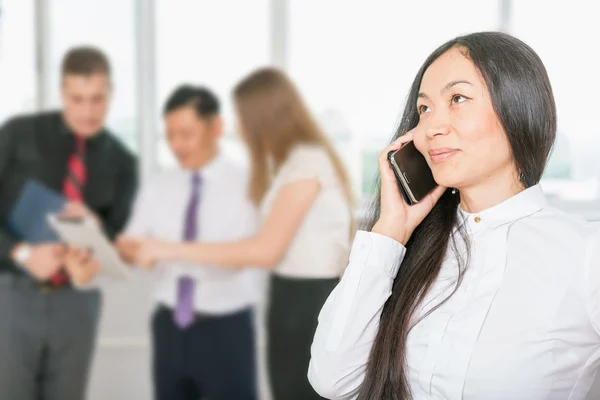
[
  {"xmin": 267, "ymin": 275, "xmax": 339, "ymax": 400},
  {"xmin": 0, "ymin": 274, "xmax": 101, "ymax": 400},
  {"xmin": 152, "ymin": 306, "xmax": 257, "ymax": 400}
]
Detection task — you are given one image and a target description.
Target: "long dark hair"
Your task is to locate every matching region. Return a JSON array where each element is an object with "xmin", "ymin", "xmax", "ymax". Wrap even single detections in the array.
[{"xmin": 359, "ymin": 32, "xmax": 556, "ymax": 399}]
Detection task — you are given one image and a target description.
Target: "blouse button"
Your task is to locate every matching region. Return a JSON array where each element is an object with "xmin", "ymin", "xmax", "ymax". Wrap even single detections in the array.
[{"xmin": 474, "ymin": 216, "xmax": 481, "ymax": 223}]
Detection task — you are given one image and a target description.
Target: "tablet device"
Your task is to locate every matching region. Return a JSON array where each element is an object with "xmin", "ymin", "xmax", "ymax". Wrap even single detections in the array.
[{"xmin": 47, "ymin": 214, "xmax": 131, "ymax": 280}]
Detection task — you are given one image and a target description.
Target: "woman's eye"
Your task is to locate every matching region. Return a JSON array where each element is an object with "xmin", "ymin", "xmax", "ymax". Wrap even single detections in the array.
[
  {"xmin": 418, "ymin": 104, "xmax": 430, "ymax": 114},
  {"xmin": 452, "ymin": 94, "xmax": 467, "ymax": 104}
]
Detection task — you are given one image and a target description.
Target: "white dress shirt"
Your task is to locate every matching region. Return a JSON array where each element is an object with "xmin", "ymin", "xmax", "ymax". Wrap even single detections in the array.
[
  {"xmin": 125, "ymin": 152, "xmax": 265, "ymax": 315},
  {"xmin": 309, "ymin": 185, "xmax": 600, "ymax": 400},
  {"xmin": 261, "ymin": 144, "xmax": 352, "ymax": 279}
]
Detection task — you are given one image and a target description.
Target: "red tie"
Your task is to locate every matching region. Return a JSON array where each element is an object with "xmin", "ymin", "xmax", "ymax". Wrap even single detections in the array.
[
  {"xmin": 49, "ymin": 136, "xmax": 87, "ymax": 286},
  {"xmin": 63, "ymin": 136, "xmax": 87, "ymax": 201}
]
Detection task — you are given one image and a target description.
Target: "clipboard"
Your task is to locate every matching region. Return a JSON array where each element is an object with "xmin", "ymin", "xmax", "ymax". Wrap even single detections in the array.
[{"xmin": 47, "ymin": 214, "xmax": 131, "ymax": 280}]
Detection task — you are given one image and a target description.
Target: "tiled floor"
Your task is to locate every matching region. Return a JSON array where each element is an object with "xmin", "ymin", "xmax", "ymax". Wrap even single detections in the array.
[{"xmin": 87, "ymin": 346, "xmax": 152, "ymax": 400}]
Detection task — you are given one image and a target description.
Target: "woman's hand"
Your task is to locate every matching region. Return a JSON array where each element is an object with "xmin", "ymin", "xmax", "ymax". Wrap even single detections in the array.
[
  {"xmin": 117, "ymin": 236, "xmax": 175, "ymax": 270},
  {"xmin": 371, "ymin": 131, "xmax": 447, "ymax": 245},
  {"xmin": 115, "ymin": 236, "xmax": 140, "ymax": 265}
]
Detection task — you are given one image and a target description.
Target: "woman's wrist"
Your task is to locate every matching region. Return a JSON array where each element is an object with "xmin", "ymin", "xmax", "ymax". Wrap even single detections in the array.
[{"xmin": 371, "ymin": 219, "xmax": 410, "ymax": 246}]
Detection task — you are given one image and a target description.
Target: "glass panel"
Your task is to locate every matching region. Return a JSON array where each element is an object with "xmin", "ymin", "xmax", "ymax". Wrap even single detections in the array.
[
  {"xmin": 155, "ymin": 0, "xmax": 270, "ymax": 170},
  {"xmin": 289, "ymin": 0, "xmax": 501, "ymax": 197},
  {"xmin": 511, "ymin": 0, "xmax": 600, "ymax": 202},
  {"xmin": 0, "ymin": 0, "xmax": 36, "ymax": 124},
  {"xmin": 47, "ymin": 0, "xmax": 138, "ymax": 152}
]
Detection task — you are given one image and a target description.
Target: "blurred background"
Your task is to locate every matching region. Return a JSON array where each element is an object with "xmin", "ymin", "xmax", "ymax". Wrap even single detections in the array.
[{"xmin": 1, "ymin": 0, "xmax": 599, "ymax": 399}]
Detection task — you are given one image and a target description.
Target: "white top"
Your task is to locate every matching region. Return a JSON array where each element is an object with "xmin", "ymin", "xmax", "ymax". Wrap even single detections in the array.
[
  {"xmin": 125, "ymin": 153, "xmax": 266, "ymax": 315},
  {"xmin": 309, "ymin": 185, "xmax": 600, "ymax": 400},
  {"xmin": 261, "ymin": 144, "xmax": 352, "ymax": 279}
]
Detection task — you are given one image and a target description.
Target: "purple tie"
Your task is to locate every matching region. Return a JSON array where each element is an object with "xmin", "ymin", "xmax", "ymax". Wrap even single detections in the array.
[{"xmin": 174, "ymin": 173, "xmax": 202, "ymax": 329}]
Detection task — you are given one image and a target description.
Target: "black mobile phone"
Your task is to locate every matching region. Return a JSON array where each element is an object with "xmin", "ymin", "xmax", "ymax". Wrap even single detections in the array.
[{"xmin": 387, "ymin": 141, "xmax": 437, "ymax": 205}]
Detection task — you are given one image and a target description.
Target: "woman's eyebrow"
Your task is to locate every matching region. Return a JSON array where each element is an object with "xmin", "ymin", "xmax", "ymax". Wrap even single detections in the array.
[{"xmin": 418, "ymin": 80, "xmax": 473, "ymax": 99}]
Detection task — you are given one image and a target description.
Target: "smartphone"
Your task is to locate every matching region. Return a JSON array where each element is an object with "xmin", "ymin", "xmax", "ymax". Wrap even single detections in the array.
[{"xmin": 387, "ymin": 141, "xmax": 437, "ymax": 205}]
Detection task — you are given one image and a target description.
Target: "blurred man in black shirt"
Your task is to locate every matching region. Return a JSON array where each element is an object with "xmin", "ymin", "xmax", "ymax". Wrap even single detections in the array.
[{"xmin": 0, "ymin": 46, "xmax": 137, "ymax": 400}]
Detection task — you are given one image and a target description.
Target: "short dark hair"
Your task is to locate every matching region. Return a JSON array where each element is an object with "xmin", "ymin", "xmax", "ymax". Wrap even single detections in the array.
[
  {"xmin": 61, "ymin": 46, "xmax": 111, "ymax": 77},
  {"xmin": 163, "ymin": 85, "xmax": 220, "ymax": 119}
]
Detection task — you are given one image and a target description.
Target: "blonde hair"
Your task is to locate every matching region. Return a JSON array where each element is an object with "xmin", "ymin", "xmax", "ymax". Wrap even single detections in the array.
[{"xmin": 234, "ymin": 67, "xmax": 355, "ymax": 232}]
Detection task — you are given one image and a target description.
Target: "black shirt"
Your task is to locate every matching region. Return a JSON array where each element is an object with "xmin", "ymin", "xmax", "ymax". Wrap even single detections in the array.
[{"xmin": 0, "ymin": 111, "xmax": 138, "ymax": 274}]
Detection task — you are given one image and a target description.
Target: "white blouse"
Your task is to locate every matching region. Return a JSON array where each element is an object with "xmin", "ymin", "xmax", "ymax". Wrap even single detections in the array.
[
  {"xmin": 309, "ymin": 185, "xmax": 600, "ymax": 400},
  {"xmin": 261, "ymin": 144, "xmax": 351, "ymax": 279}
]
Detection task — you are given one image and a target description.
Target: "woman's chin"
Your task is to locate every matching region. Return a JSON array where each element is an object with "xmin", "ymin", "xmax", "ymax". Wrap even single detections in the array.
[
  {"xmin": 432, "ymin": 176, "xmax": 459, "ymax": 191},
  {"xmin": 431, "ymin": 166, "xmax": 466, "ymax": 189}
]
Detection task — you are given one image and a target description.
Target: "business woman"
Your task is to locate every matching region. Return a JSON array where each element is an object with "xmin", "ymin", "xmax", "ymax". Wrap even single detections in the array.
[
  {"xmin": 308, "ymin": 32, "xmax": 600, "ymax": 400},
  {"xmin": 121, "ymin": 68, "xmax": 355, "ymax": 400}
]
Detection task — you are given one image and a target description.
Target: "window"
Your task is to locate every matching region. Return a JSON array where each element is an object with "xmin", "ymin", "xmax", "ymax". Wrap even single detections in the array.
[
  {"xmin": 0, "ymin": 0, "xmax": 36, "ymax": 124},
  {"xmin": 510, "ymin": 0, "xmax": 600, "ymax": 203},
  {"xmin": 155, "ymin": 0, "xmax": 271, "ymax": 170},
  {"xmin": 46, "ymin": 0, "xmax": 138, "ymax": 152},
  {"xmin": 288, "ymin": 0, "xmax": 501, "ymax": 198}
]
